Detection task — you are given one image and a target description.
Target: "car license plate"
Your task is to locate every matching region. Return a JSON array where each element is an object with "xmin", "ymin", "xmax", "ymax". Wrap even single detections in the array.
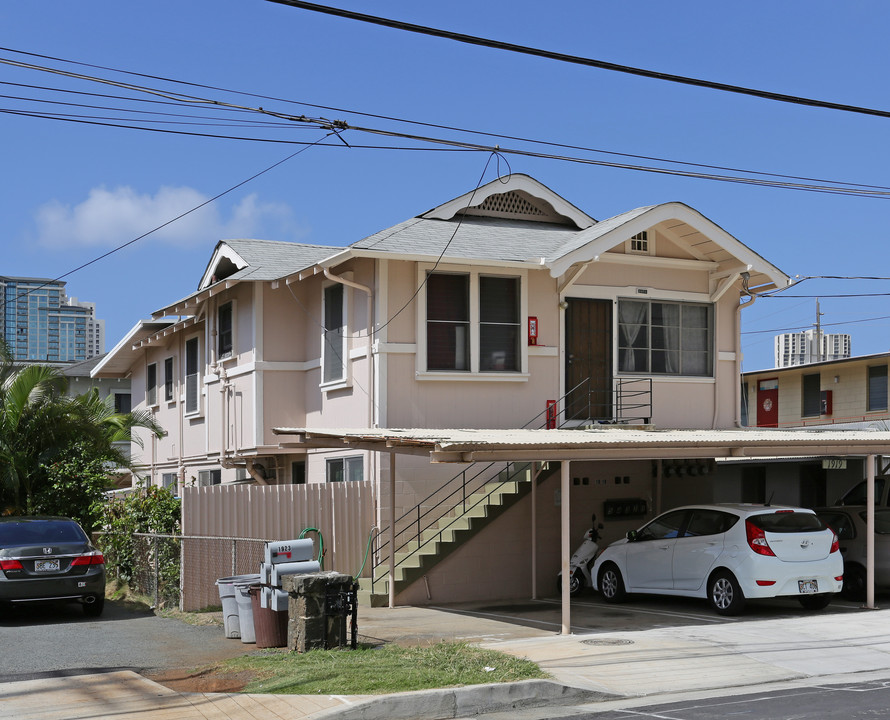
[
  {"xmin": 34, "ymin": 559, "xmax": 60, "ymax": 573},
  {"xmin": 799, "ymin": 579, "xmax": 818, "ymax": 594}
]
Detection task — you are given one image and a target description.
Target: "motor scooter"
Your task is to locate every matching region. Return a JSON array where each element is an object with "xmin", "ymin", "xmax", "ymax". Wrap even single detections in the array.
[{"xmin": 558, "ymin": 514, "xmax": 603, "ymax": 595}]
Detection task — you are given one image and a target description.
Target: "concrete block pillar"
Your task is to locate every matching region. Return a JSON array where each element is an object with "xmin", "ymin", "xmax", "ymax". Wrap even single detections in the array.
[{"xmin": 283, "ymin": 571, "xmax": 356, "ymax": 652}]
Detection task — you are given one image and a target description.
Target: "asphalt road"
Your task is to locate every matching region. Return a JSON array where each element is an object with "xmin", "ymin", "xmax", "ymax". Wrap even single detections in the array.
[
  {"xmin": 0, "ymin": 599, "xmax": 250, "ymax": 682},
  {"xmin": 565, "ymin": 678, "xmax": 890, "ymax": 719}
]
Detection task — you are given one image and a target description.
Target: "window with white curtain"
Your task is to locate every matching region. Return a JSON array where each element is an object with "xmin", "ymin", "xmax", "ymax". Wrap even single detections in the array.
[{"xmin": 618, "ymin": 299, "xmax": 713, "ymax": 377}]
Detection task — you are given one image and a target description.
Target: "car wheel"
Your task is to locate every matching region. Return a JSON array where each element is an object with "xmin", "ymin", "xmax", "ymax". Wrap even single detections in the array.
[
  {"xmin": 798, "ymin": 593, "xmax": 833, "ymax": 611},
  {"xmin": 598, "ymin": 564, "xmax": 626, "ymax": 603},
  {"xmin": 842, "ymin": 564, "xmax": 866, "ymax": 602},
  {"xmin": 708, "ymin": 571, "xmax": 745, "ymax": 616},
  {"xmin": 83, "ymin": 595, "xmax": 105, "ymax": 618}
]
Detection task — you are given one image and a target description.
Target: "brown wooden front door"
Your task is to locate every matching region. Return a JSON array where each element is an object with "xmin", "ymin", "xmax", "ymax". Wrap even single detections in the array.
[{"xmin": 565, "ymin": 298, "xmax": 612, "ymax": 422}]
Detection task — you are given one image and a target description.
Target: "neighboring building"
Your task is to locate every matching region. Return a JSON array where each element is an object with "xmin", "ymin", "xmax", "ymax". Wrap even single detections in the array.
[
  {"xmin": 774, "ymin": 329, "xmax": 851, "ymax": 368},
  {"xmin": 743, "ymin": 352, "xmax": 889, "ymax": 430},
  {"xmin": 68, "ymin": 297, "xmax": 106, "ymax": 360},
  {"xmin": 0, "ymin": 277, "xmax": 105, "ymax": 362},
  {"xmin": 94, "ymin": 174, "xmax": 798, "ymax": 603},
  {"xmin": 61, "ymin": 354, "xmax": 133, "ymax": 485}
]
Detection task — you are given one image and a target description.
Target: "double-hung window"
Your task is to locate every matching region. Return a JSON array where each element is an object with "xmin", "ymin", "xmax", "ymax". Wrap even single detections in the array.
[
  {"xmin": 164, "ymin": 357, "xmax": 174, "ymax": 403},
  {"xmin": 322, "ymin": 284, "xmax": 346, "ymax": 384},
  {"xmin": 618, "ymin": 299, "xmax": 713, "ymax": 376},
  {"xmin": 425, "ymin": 271, "xmax": 521, "ymax": 373},
  {"xmin": 218, "ymin": 301, "xmax": 233, "ymax": 359},
  {"xmin": 868, "ymin": 365, "xmax": 888, "ymax": 412},
  {"xmin": 185, "ymin": 337, "xmax": 200, "ymax": 414},
  {"xmin": 146, "ymin": 362, "xmax": 158, "ymax": 406},
  {"xmin": 427, "ymin": 273, "xmax": 469, "ymax": 371}
]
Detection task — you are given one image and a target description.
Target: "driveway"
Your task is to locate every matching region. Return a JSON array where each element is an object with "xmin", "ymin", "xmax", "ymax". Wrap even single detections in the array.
[{"xmin": 0, "ymin": 599, "xmax": 250, "ymax": 683}]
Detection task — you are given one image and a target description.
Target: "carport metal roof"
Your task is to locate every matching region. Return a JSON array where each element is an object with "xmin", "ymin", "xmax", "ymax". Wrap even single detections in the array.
[
  {"xmin": 273, "ymin": 426, "xmax": 890, "ymax": 462},
  {"xmin": 273, "ymin": 426, "xmax": 890, "ymax": 633}
]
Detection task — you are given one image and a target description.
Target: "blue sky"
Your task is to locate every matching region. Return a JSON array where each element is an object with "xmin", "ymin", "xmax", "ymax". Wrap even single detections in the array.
[{"xmin": 3, "ymin": 1, "xmax": 890, "ymax": 372}]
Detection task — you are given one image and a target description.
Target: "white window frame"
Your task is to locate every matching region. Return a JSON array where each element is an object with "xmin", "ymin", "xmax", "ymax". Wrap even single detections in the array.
[
  {"xmin": 617, "ymin": 297, "xmax": 714, "ymax": 378},
  {"xmin": 163, "ymin": 356, "xmax": 175, "ymax": 403},
  {"xmin": 184, "ymin": 334, "xmax": 202, "ymax": 416},
  {"xmin": 146, "ymin": 362, "xmax": 158, "ymax": 407},
  {"xmin": 326, "ymin": 455, "xmax": 363, "ymax": 483},
  {"xmin": 416, "ymin": 263, "xmax": 529, "ymax": 380},
  {"xmin": 217, "ymin": 299, "xmax": 235, "ymax": 361},
  {"xmin": 625, "ymin": 230, "xmax": 654, "ymax": 256},
  {"xmin": 320, "ymin": 281, "xmax": 349, "ymax": 390}
]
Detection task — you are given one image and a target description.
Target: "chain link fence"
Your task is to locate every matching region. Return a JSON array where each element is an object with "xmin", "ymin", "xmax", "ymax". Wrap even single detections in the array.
[{"xmin": 97, "ymin": 532, "xmax": 269, "ymax": 611}]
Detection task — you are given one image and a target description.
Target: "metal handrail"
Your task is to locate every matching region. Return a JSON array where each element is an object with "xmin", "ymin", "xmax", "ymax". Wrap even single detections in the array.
[{"xmin": 369, "ymin": 376, "xmax": 653, "ymax": 592}]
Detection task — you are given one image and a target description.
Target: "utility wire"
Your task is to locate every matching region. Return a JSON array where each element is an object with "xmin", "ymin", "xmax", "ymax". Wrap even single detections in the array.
[
  {"xmin": 0, "ymin": 132, "xmax": 335, "ymax": 313},
  {"xmin": 5, "ymin": 49, "xmax": 890, "ymax": 195},
  {"xmin": 264, "ymin": 0, "xmax": 890, "ymax": 120}
]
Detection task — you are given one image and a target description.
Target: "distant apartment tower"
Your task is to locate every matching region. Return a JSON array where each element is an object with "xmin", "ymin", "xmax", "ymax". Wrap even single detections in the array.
[
  {"xmin": 774, "ymin": 329, "xmax": 851, "ymax": 368},
  {"xmin": 0, "ymin": 277, "xmax": 105, "ymax": 362}
]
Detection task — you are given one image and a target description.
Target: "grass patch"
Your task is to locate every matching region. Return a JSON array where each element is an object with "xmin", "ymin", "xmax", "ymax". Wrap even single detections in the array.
[{"xmin": 216, "ymin": 642, "xmax": 547, "ymax": 695}]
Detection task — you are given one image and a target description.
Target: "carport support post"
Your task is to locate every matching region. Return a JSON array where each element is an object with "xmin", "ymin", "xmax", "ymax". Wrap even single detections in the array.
[
  {"xmin": 389, "ymin": 451, "xmax": 396, "ymax": 609},
  {"xmin": 867, "ymin": 454, "xmax": 876, "ymax": 610},
  {"xmin": 560, "ymin": 460, "xmax": 571, "ymax": 635}
]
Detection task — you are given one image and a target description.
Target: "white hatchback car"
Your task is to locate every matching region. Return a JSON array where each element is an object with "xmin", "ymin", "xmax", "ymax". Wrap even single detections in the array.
[{"xmin": 591, "ymin": 504, "xmax": 843, "ymax": 615}]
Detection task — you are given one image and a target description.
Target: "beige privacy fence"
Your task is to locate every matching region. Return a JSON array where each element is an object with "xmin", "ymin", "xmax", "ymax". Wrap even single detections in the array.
[{"xmin": 180, "ymin": 482, "xmax": 376, "ymax": 610}]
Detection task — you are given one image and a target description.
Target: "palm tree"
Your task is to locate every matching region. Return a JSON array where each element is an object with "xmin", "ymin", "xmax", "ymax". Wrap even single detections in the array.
[{"xmin": 0, "ymin": 341, "xmax": 163, "ymax": 514}]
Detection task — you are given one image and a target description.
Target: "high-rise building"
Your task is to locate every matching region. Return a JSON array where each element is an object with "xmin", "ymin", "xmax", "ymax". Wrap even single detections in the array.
[
  {"xmin": 0, "ymin": 277, "xmax": 105, "ymax": 362},
  {"xmin": 774, "ymin": 329, "xmax": 851, "ymax": 368}
]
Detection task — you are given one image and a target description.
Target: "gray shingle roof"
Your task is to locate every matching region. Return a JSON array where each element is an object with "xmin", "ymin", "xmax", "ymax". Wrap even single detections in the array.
[
  {"xmin": 221, "ymin": 238, "xmax": 343, "ymax": 281},
  {"xmin": 351, "ymin": 216, "xmax": 580, "ymax": 264}
]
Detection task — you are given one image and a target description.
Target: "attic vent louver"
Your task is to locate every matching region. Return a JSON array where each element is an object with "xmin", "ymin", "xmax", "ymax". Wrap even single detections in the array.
[{"xmin": 474, "ymin": 191, "xmax": 547, "ymax": 217}]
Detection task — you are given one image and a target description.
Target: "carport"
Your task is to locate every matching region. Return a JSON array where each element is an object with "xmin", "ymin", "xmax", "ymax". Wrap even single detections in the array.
[{"xmin": 274, "ymin": 426, "xmax": 890, "ymax": 633}]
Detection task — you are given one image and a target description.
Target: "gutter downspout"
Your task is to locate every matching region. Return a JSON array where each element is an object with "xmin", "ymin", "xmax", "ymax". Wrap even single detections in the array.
[{"xmin": 734, "ymin": 293, "xmax": 757, "ymax": 427}]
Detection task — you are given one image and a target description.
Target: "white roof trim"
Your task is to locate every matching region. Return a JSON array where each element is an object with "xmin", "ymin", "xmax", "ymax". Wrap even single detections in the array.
[
  {"xmin": 547, "ymin": 202, "xmax": 790, "ymax": 290},
  {"xmin": 421, "ymin": 174, "xmax": 595, "ymax": 229},
  {"xmin": 199, "ymin": 244, "xmax": 249, "ymax": 290}
]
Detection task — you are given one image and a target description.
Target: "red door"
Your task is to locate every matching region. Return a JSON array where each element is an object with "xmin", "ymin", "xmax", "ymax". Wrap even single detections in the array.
[{"xmin": 757, "ymin": 378, "xmax": 779, "ymax": 427}]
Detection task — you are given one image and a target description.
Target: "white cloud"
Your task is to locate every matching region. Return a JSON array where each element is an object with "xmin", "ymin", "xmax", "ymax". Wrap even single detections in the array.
[{"xmin": 33, "ymin": 186, "xmax": 303, "ymax": 248}]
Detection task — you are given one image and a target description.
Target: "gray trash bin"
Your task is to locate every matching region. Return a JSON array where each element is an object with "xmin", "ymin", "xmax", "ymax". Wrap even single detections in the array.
[
  {"xmin": 234, "ymin": 579, "xmax": 258, "ymax": 644},
  {"xmin": 216, "ymin": 574, "xmax": 261, "ymax": 639}
]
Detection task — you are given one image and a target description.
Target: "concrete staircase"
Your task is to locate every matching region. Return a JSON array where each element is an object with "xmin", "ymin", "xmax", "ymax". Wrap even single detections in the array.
[{"xmin": 359, "ymin": 461, "xmax": 559, "ymax": 607}]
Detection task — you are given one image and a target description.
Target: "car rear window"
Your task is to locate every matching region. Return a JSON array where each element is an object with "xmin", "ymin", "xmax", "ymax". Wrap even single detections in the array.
[
  {"xmin": 859, "ymin": 510, "xmax": 890, "ymax": 535},
  {"xmin": 749, "ymin": 511, "xmax": 825, "ymax": 533},
  {"xmin": 0, "ymin": 520, "xmax": 88, "ymax": 547}
]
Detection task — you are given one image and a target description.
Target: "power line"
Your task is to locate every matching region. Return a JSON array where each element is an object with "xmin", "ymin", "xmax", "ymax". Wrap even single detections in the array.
[
  {"xmin": 264, "ymin": 0, "xmax": 890, "ymax": 120},
  {"xmin": 6, "ymin": 48, "xmax": 890, "ymax": 197}
]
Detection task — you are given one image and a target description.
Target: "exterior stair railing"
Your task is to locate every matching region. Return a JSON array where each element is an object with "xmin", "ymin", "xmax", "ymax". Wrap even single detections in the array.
[{"xmin": 367, "ymin": 376, "xmax": 653, "ymax": 597}]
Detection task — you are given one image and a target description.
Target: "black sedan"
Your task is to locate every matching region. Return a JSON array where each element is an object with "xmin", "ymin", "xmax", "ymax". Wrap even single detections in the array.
[{"xmin": 0, "ymin": 516, "xmax": 105, "ymax": 616}]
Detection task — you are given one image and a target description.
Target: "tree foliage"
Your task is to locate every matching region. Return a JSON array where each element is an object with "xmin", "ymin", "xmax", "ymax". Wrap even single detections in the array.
[{"xmin": 0, "ymin": 341, "xmax": 163, "ymax": 520}]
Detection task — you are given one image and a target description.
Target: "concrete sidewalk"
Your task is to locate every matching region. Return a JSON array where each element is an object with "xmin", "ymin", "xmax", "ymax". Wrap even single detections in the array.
[{"xmin": 3, "ymin": 604, "xmax": 890, "ymax": 720}]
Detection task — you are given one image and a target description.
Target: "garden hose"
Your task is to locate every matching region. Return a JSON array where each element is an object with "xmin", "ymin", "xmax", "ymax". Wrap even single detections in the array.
[
  {"xmin": 353, "ymin": 526, "xmax": 378, "ymax": 579},
  {"xmin": 298, "ymin": 527, "xmax": 325, "ymax": 570}
]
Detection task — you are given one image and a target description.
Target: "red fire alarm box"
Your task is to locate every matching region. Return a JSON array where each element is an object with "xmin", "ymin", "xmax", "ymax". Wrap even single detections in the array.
[
  {"xmin": 546, "ymin": 400, "xmax": 557, "ymax": 429},
  {"xmin": 528, "ymin": 316, "xmax": 538, "ymax": 346},
  {"xmin": 821, "ymin": 390, "xmax": 832, "ymax": 416}
]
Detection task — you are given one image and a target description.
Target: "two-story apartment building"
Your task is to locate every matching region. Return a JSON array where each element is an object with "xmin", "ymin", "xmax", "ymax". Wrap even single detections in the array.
[{"xmin": 98, "ymin": 174, "xmax": 842, "ymax": 604}]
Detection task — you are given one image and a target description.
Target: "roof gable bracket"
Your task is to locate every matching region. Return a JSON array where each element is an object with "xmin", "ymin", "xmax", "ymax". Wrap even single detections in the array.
[
  {"xmin": 710, "ymin": 272, "xmax": 740, "ymax": 303},
  {"xmin": 558, "ymin": 261, "xmax": 593, "ymax": 296}
]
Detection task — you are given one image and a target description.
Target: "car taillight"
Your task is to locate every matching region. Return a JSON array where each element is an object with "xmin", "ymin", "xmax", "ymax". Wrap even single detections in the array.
[
  {"xmin": 71, "ymin": 553, "xmax": 105, "ymax": 566},
  {"xmin": 830, "ymin": 532, "xmax": 840, "ymax": 554},
  {"xmin": 746, "ymin": 520, "xmax": 776, "ymax": 556},
  {"xmin": 0, "ymin": 559, "xmax": 24, "ymax": 571}
]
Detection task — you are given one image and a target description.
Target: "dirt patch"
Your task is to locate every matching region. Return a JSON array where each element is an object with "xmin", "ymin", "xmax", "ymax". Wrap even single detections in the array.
[{"xmin": 146, "ymin": 666, "xmax": 259, "ymax": 693}]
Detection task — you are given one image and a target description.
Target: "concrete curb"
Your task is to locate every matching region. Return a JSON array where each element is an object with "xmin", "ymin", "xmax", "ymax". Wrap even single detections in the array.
[{"xmin": 312, "ymin": 680, "xmax": 614, "ymax": 720}]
